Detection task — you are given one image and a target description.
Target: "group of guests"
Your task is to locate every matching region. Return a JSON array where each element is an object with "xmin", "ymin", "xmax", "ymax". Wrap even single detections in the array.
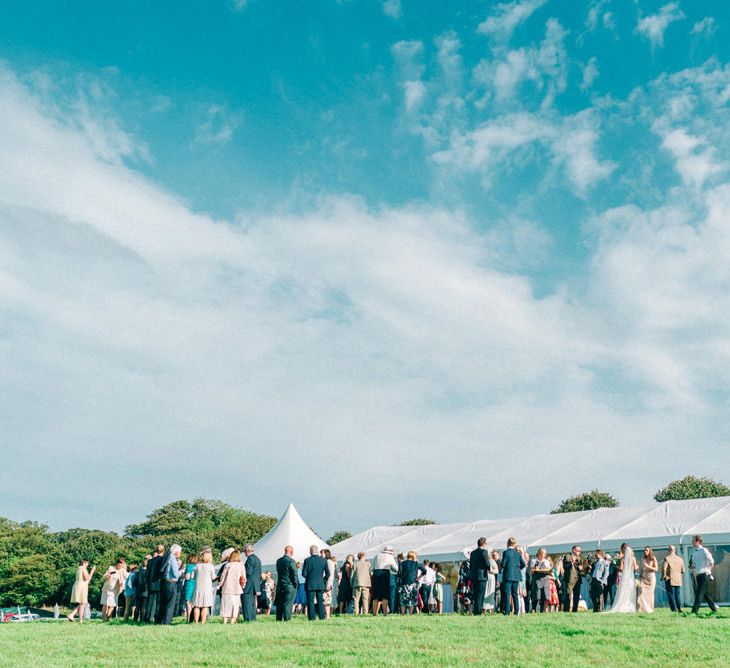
[
  {"xmin": 66, "ymin": 534, "xmax": 719, "ymax": 623},
  {"xmin": 458, "ymin": 534, "xmax": 718, "ymax": 615}
]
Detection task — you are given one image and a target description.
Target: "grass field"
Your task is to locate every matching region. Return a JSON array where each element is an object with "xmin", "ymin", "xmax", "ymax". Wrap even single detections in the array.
[{"xmin": 1, "ymin": 610, "xmax": 728, "ymax": 667}]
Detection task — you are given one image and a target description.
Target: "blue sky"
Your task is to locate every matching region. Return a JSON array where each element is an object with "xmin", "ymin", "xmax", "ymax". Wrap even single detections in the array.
[{"xmin": 1, "ymin": 1, "xmax": 730, "ymax": 537}]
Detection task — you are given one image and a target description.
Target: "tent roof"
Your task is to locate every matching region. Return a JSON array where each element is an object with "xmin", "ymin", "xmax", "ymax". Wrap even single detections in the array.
[
  {"xmin": 331, "ymin": 496, "xmax": 730, "ymax": 561},
  {"xmin": 254, "ymin": 503, "xmax": 329, "ymax": 568}
]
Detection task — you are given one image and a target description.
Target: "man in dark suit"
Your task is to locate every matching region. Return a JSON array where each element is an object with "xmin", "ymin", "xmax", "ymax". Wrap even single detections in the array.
[
  {"xmin": 158, "ymin": 544, "xmax": 182, "ymax": 625},
  {"xmin": 562, "ymin": 545, "xmax": 586, "ymax": 612},
  {"xmin": 301, "ymin": 544, "xmax": 330, "ymax": 620},
  {"xmin": 469, "ymin": 537, "xmax": 490, "ymax": 615},
  {"xmin": 500, "ymin": 537, "xmax": 526, "ymax": 615},
  {"xmin": 145, "ymin": 544, "xmax": 165, "ymax": 622},
  {"xmin": 275, "ymin": 545, "xmax": 298, "ymax": 621},
  {"xmin": 242, "ymin": 544, "xmax": 262, "ymax": 622},
  {"xmin": 134, "ymin": 554, "xmax": 150, "ymax": 622}
]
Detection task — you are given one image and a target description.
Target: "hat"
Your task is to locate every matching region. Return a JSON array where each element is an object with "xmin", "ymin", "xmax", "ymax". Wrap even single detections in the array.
[
  {"xmin": 384, "ymin": 545, "xmax": 394, "ymax": 554},
  {"xmin": 221, "ymin": 547, "xmax": 234, "ymax": 561}
]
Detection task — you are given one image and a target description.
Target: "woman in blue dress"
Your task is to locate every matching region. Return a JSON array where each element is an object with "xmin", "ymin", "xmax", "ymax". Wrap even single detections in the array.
[{"xmin": 184, "ymin": 554, "xmax": 197, "ymax": 622}]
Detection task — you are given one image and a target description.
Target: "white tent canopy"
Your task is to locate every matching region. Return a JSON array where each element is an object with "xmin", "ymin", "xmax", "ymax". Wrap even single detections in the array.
[
  {"xmin": 331, "ymin": 497, "xmax": 730, "ymax": 562},
  {"xmin": 254, "ymin": 503, "xmax": 329, "ymax": 568}
]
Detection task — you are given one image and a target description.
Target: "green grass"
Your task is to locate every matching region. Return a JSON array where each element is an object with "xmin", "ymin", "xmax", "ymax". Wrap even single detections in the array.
[{"xmin": 0, "ymin": 610, "xmax": 728, "ymax": 667}]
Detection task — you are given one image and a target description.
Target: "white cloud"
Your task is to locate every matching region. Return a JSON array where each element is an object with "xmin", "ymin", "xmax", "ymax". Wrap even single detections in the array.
[
  {"xmin": 231, "ymin": 0, "xmax": 247, "ymax": 11},
  {"xmin": 659, "ymin": 128, "xmax": 725, "ymax": 190},
  {"xmin": 585, "ymin": 0, "xmax": 609, "ymax": 32},
  {"xmin": 477, "ymin": 0, "xmax": 547, "ymax": 42},
  {"xmin": 194, "ymin": 104, "xmax": 240, "ymax": 145},
  {"xmin": 691, "ymin": 17, "xmax": 715, "ymax": 38},
  {"xmin": 383, "ymin": 0, "xmax": 402, "ymax": 20},
  {"xmin": 403, "ymin": 80, "xmax": 426, "ymax": 112},
  {"xmin": 581, "ymin": 57, "xmax": 599, "ymax": 91},
  {"xmin": 636, "ymin": 2, "xmax": 685, "ymax": 48}
]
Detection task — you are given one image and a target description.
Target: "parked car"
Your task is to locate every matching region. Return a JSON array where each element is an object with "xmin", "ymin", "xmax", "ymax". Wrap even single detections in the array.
[{"xmin": 3, "ymin": 612, "xmax": 41, "ymax": 622}]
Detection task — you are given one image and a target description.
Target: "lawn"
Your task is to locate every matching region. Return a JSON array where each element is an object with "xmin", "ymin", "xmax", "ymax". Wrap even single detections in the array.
[{"xmin": 0, "ymin": 610, "xmax": 728, "ymax": 667}]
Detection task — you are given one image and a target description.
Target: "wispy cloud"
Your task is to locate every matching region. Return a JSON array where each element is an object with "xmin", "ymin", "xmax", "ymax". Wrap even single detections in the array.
[
  {"xmin": 477, "ymin": 0, "xmax": 547, "ymax": 42},
  {"xmin": 691, "ymin": 17, "xmax": 716, "ymax": 38},
  {"xmin": 194, "ymin": 104, "xmax": 240, "ymax": 145},
  {"xmin": 636, "ymin": 2, "xmax": 685, "ymax": 48},
  {"xmin": 383, "ymin": 0, "xmax": 402, "ymax": 20}
]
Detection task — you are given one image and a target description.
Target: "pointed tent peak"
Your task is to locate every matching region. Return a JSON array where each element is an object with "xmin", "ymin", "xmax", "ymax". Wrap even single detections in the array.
[{"xmin": 253, "ymin": 503, "xmax": 329, "ymax": 568}]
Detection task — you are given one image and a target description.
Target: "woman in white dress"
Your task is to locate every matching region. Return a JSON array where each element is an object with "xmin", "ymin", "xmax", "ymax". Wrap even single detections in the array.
[
  {"xmin": 606, "ymin": 544, "xmax": 638, "ymax": 613},
  {"xmin": 482, "ymin": 552, "xmax": 499, "ymax": 613},
  {"xmin": 192, "ymin": 551, "xmax": 217, "ymax": 623},
  {"xmin": 218, "ymin": 550, "xmax": 244, "ymax": 623},
  {"xmin": 638, "ymin": 546, "xmax": 658, "ymax": 613},
  {"xmin": 68, "ymin": 560, "xmax": 95, "ymax": 623},
  {"xmin": 100, "ymin": 559, "xmax": 127, "ymax": 621}
]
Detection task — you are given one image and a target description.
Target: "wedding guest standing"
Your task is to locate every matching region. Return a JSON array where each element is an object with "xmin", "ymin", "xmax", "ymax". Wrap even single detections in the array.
[
  {"xmin": 500, "ymin": 538, "xmax": 525, "ymax": 616},
  {"xmin": 482, "ymin": 552, "xmax": 500, "ymax": 613},
  {"xmin": 100, "ymin": 559, "xmax": 127, "ymax": 621},
  {"xmin": 134, "ymin": 555, "xmax": 150, "ymax": 622},
  {"xmin": 184, "ymin": 554, "xmax": 197, "ymax": 621},
  {"xmin": 638, "ymin": 547, "xmax": 658, "ymax": 613},
  {"xmin": 242, "ymin": 544, "xmax": 262, "ymax": 622},
  {"xmin": 691, "ymin": 535, "xmax": 718, "ymax": 614},
  {"xmin": 590, "ymin": 550, "xmax": 609, "ymax": 612},
  {"xmin": 469, "ymin": 538, "xmax": 490, "ymax": 615},
  {"xmin": 302, "ymin": 545, "xmax": 330, "ymax": 621},
  {"xmin": 351, "ymin": 552, "xmax": 373, "ymax": 615},
  {"xmin": 159, "ymin": 545, "xmax": 182, "ymax": 625},
  {"xmin": 337, "ymin": 554, "xmax": 354, "ymax": 614},
  {"xmin": 562, "ymin": 546, "xmax": 586, "ymax": 612},
  {"xmin": 321, "ymin": 549, "xmax": 336, "ymax": 619},
  {"xmin": 662, "ymin": 545, "xmax": 685, "ymax": 613},
  {"xmin": 433, "ymin": 564, "xmax": 445, "ymax": 614},
  {"xmin": 372, "ymin": 546, "xmax": 398, "ymax": 615},
  {"xmin": 604, "ymin": 553, "xmax": 617, "ymax": 607},
  {"xmin": 192, "ymin": 550, "xmax": 216, "ymax": 624},
  {"xmin": 531, "ymin": 548, "xmax": 553, "ymax": 613},
  {"xmin": 145, "ymin": 544, "xmax": 165, "ymax": 622},
  {"xmin": 67, "ymin": 560, "xmax": 95, "ymax": 623},
  {"xmin": 123, "ymin": 565, "xmax": 138, "ymax": 620},
  {"xmin": 398, "ymin": 551, "xmax": 426, "ymax": 615},
  {"xmin": 218, "ymin": 550, "xmax": 245, "ymax": 623},
  {"xmin": 275, "ymin": 546, "xmax": 299, "ymax": 621}
]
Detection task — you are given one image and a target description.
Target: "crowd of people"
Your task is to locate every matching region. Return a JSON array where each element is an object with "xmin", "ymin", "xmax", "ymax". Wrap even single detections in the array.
[{"xmin": 65, "ymin": 534, "xmax": 719, "ymax": 624}]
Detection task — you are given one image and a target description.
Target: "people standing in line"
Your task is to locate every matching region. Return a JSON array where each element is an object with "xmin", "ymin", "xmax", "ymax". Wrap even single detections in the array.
[
  {"xmin": 662, "ymin": 545, "xmax": 685, "ymax": 613},
  {"xmin": 351, "ymin": 551, "xmax": 373, "ymax": 615},
  {"xmin": 562, "ymin": 545, "xmax": 586, "ymax": 612},
  {"xmin": 261, "ymin": 571, "xmax": 275, "ymax": 615},
  {"xmin": 159, "ymin": 545, "xmax": 182, "ymax": 625},
  {"xmin": 398, "ymin": 551, "xmax": 426, "ymax": 615},
  {"xmin": 469, "ymin": 538, "xmax": 490, "ymax": 615},
  {"xmin": 134, "ymin": 555, "xmax": 150, "ymax": 622},
  {"xmin": 191, "ymin": 549, "xmax": 216, "ymax": 624},
  {"xmin": 491, "ymin": 549, "xmax": 503, "ymax": 613},
  {"xmin": 123, "ymin": 564, "xmax": 138, "ymax": 620},
  {"xmin": 373, "ymin": 545, "xmax": 398, "ymax": 615},
  {"xmin": 275, "ymin": 545, "xmax": 299, "ymax": 621},
  {"xmin": 691, "ymin": 535, "xmax": 718, "ymax": 615},
  {"xmin": 337, "ymin": 554, "xmax": 354, "ymax": 614},
  {"xmin": 183, "ymin": 554, "xmax": 197, "ymax": 622},
  {"xmin": 589, "ymin": 549, "xmax": 608, "ymax": 612},
  {"xmin": 218, "ymin": 549, "xmax": 245, "ymax": 623},
  {"xmin": 67, "ymin": 559, "xmax": 95, "ymax": 623},
  {"xmin": 638, "ymin": 546, "xmax": 658, "ymax": 613},
  {"xmin": 145, "ymin": 544, "xmax": 165, "ymax": 623},
  {"xmin": 302, "ymin": 544, "xmax": 331, "ymax": 621},
  {"xmin": 530, "ymin": 548, "xmax": 553, "ymax": 613},
  {"xmin": 500, "ymin": 538, "xmax": 526, "ymax": 616},
  {"xmin": 433, "ymin": 564, "xmax": 445, "ymax": 614},
  {"xmin": 418, "ymin": 559, "xmax": 436, "ymax": 614},
  {"xmin": 242, "ymin": 544, "xmax": 262, "ymax": 622},
  {"xmin": 100, "ymin": 558, "xmax": 127, "ymax": 622},
  {"xmin": 320, "ymin": 549, "xmax": 336, "ymax": 619}
]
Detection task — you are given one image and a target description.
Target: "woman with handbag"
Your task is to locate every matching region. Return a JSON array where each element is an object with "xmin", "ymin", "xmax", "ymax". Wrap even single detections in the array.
[{"xmin": 218, "ymin": 550, "xmax": 245, "ymax": 623}]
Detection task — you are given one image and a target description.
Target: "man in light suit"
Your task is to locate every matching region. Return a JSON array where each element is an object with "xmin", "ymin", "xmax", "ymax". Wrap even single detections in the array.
[
  {"xmin": 590, "ymin": 549, "xmax": 609, "ymax": 612},
  {"xmin": 301, "ymin": 544, "xmax": 330, "ymax": 620},
  {"xmin": 242, "ymin": 544, "xmax": 262, "ymax": 622},
  {"xmin": 469, "ymin": 537, "xmax": 490, "ymax": 615},
  {"xmin": 275, "ymin": 545, "xmax": 298, "ymax": 621},
  {"xmin": 662, "ymin": 545, "xmax": 685, "ymax": 613}
]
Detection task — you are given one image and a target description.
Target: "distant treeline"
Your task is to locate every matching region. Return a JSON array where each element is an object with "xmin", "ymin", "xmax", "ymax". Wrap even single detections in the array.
[{"xmin": 0, "ymin": 499, "xmax": 276, "ymax": 607}]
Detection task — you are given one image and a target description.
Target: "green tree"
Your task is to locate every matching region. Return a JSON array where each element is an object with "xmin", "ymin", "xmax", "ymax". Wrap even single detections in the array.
[
  {"xmin": 551, "ymin": 490, "xmax": 618, "ymax": 514},
  {"xmin": 0, "ymin": 554, "xmax": 62, "ymax": 606},
  {"xmin": 396, "ymin": 519, "xmax": 438, "ymax": 526},
  {"xmin": 654, "ymin": 475, "xmax": 730, "ymax": 502},
  {"xmin": 326, "ymin": 530, "xmax": 352, "ymax": 545}
]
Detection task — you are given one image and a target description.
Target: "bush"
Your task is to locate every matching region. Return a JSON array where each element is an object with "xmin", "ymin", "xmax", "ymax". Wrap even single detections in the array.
[
  {"xmin": 654, "ymin": 475, "xmax": 730, "ymax": 502},
  {"xmin": 326, "ymin": 530, "xmax": 352, "ymax": 545},
  {"xmin": 396, "ymin": 518, "xmax": 437, "ymax": 526},
  {"xmin": 551, "ymin": 490, "xmax": 618, "ymax": 514}
]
